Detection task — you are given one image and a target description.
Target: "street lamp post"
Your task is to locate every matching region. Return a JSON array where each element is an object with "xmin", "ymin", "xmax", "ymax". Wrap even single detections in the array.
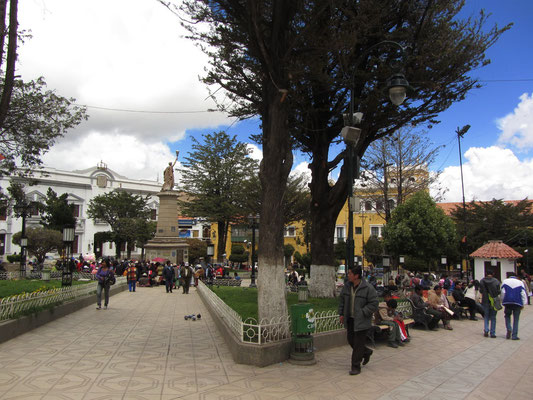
[
  {"xmin": 248, "ymin": 214, "xmax": 259, "ymax": 288},
  {"xmin": 20, "ymin": 236, "xmax": 27, "ymax": 278},
  {"xmin": 342, "ymin": 40, "xmax": 411, "ymax": 276},
  {"xmin": 456, "ymin": 125, "xmax": 471, "ymax": 277},
  {"xmin": 62, "ymin": 226, "xmax": 75, "ymax": 287}
]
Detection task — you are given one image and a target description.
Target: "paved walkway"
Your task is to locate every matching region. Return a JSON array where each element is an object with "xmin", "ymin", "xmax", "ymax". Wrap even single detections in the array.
[{"xmin": 0, "ymin": 284, "xmax": 531, "ymax": 400}]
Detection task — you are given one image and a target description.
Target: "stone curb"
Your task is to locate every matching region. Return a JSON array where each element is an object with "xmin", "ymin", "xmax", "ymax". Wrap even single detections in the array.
[{"xmin": 0, "ymin": 282, "xmax": 128, "ymax": 345}]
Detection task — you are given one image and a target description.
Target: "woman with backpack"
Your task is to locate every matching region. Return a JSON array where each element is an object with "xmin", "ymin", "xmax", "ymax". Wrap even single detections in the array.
[{"xmin": 96, "ymin": 259, "xmax": 116, "ymax": 310}]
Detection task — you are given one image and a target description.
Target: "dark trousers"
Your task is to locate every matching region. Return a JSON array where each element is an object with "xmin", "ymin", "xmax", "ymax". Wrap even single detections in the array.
[
  {"xmin": 346, "ymin": 318, "xmax": 372, "ymax": 369},
  {"xmin": 182, "ymin": 280, "xmax": 190, "ymax": 294},
  {"xmin": 165, "ymin": 280, "xmax": 173, "ymax": 293},
  {"xmin": 425, "ymin": 308, "xmax": 442, "ymax": 328}
]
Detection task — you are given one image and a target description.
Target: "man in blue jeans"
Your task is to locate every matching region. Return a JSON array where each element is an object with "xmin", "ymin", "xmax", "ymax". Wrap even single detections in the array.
[
  {"xmin": 479, "ymin": 270, "xmax": 501, "ymax": 338},
  {"xmin": 501, "ymin": 272, "xmax": 527, "ymax": 340}
]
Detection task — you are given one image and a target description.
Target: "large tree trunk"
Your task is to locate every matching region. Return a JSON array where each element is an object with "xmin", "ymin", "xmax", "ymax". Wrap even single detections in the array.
[
  {"xmin": 257, "ymin": 91, "xmax": 292, "ymax": 322},
  {"xmin": 307, "ymin": 141, "xmax": 347, "ymax": 298},
  {"xmin": 216, "ymin": 220, "xmax": 227, "ymax": 263}
]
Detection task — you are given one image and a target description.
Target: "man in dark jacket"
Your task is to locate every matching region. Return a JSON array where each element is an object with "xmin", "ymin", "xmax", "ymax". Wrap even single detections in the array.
[
  {"xmin": 479, "ymin": 270, "xmax": 501, "ymax": 338},
  {"xmin": 162, "ymin": 261, "xmax": 175, "ymax": 293},
  {"xmin": 338, "ymin": 266, "xmax": 378, "ymax": 376}
]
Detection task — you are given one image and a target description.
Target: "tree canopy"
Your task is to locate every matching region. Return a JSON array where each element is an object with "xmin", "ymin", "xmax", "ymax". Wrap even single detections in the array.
[
  {"xmin": 163, "ymin": 0, "xmax": 510, "ymax": 310},
  {"xmin": 179, "ymin": 130, "xmax": 258, "ymax": 260},
  {"xmin": 39, "ymin": 188, "xmax": 76, "ymax": 231},
  {"xmin": 449, "ymin": 199, "xmax": 533, "ymax": 259},
  {"xmin": 87, "ymin": 191, "xmax": 151, "ymax": 258},
  {"xmin": 383, "ymin": 191, "xmax": 457, "ymax": 267},
  {"xmin": 12, "ymin": 227, "xmax": 62, "ymax": 265}
]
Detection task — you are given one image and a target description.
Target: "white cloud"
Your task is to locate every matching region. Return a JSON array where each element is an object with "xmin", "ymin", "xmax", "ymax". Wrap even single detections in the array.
[
  {"xmin": 291, "ymin": 161, "xmax": 312, "ymax": 184},
  {"xmin": 17, "ymin": 0, "xmax": 230, "ymax": 146},
  {"xmin": 434, "ymin": 146, "xmax": 533, "ymax": 202},
  {"xmin": 497, "ymin": 93, "xmax": 533, "ymax": 150},
  {"xmin": 247, "ymin": 144, "xmax": 263, "ymax": 161},
  {"xmin": 42, "ymin": 132, "xmax": 176, "ymax": 182}
]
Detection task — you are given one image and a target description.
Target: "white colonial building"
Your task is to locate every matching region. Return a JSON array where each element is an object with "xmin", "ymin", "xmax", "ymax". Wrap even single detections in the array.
[{"xmin": 0, "ymin": 162, "xmax": 210, "ymax": 261}]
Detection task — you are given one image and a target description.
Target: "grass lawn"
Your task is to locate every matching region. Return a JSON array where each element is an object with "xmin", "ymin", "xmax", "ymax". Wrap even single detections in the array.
[
  {"xmin": 0, "ymin": 280, "xmax": 88, "ymax": 298},
  {"xmin": 209, "ymin": 286, "xmax": 339, "ymax": 320}
]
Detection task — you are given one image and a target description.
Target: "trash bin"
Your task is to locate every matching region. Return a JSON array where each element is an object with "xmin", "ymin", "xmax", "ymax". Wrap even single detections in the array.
[
  {"xmin": 289, "ymin": 302, "xmax": 316, "ymax": 365},
  {"xmin": 41, "ymin": 269, "xmax": 51, "ymax": 282}
]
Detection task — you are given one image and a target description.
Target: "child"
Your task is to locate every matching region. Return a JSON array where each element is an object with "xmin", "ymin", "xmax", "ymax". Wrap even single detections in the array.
[{"xmin": 386, "ymin": 299, "xmax": 409, "ymax": 342}]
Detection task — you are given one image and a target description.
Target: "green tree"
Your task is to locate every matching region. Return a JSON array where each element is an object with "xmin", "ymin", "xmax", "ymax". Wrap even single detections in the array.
[
  {"xmin": 383, "ymin": 191, "xmax": 457, "ymax": 268},
  {"xmin": 12, "ymin": 227, "xmax": 62, "ymax": 266},
  {"xmin": 87, "ymin": 191, "xmax": 150, "ymax": 258},
  {"xmin": 334, "ymin": 239, "xmax": 346, "ymax": 264},
  {"xmin": 179, "ymin": 131, "xmax": 258, "ymax": 262},
  {"xmin": 39, "ymin": 188, "xmax": 76, "ymax": 231},
  {"xmin": 363, "ymin": 236, "xmax": 384, "ymax": 268},
  {"xmin": 284, "ymin": 244, "xmax": 295, "ymax": 267},
  {"xmin": 449, "ymin": 199, "xmax": 533, "ymax": 262},
  {"xmin": 186, "ymin": 238, "xmax": 208, "ymax": 264},
  {"xmin": 294, "ymin": 251, "xmax": 311, "ymax": 275},
  {"xmin": 229, "ymin": 244, "xmax": 249, "ymax": 266},
  {"xmin": 170, "ymin": 0, "xmax": 509, "ymax": 311},
  {"xmin": 0, "ymin": 0, "xmax": 87, "ymax": 177},
  {"xmin": 135, "ymin": 220, "xmax": 157, "ymax": 261}
]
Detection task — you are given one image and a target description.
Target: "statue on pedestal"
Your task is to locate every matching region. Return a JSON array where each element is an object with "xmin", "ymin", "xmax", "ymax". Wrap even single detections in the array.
[{"xmin": 162, "ymin": 151, "xmax": 179, "ymax": 191}]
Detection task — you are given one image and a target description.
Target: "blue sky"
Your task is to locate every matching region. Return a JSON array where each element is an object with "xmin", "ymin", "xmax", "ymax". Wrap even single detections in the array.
[{"xmin": 18, "ymin": 0, "xmax": 533, "ymax": 202}]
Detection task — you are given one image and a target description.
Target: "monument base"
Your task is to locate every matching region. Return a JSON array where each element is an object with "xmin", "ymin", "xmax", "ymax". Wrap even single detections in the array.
[{"xmin": 145, "ymin": 237, "xmax": 189, "ymax": 264}]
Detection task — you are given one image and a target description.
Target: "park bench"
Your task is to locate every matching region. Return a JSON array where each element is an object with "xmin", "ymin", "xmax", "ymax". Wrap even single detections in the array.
[
  {"xmin": 446, "ymin": 295, "xmax": 469, "ymax": 319},
  {"xmin": 406, "ymin": 298, "xmax": 433, "ymax": 330},
  {"xmin": 370, "ymin": 300, "xmax": 414, "ymax": 345}
]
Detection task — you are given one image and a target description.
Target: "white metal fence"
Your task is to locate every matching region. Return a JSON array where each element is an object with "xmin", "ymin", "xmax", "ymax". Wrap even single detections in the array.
[
  {"xmin": 0, "ymin": 271, "xmax": 95, "ymax": 280},
  {"xmin": 0, "ymin": 277, "xmax": 126, "ymax": 321},
  {"xmin": 198, "ymin": 281, "xmax": 415, "ymax": 345}
]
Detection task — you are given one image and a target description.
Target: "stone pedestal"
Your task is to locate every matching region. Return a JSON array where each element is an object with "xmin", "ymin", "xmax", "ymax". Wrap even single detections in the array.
[{"xmin": 145, "ymin": 191, "xmax": 189, "ymax": 264}]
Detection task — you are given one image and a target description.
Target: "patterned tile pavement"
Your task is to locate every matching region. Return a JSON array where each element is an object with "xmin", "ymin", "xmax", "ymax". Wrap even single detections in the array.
[{"xmin": 0, "ymin": 283, "xmax": 531, "ymax": 400}]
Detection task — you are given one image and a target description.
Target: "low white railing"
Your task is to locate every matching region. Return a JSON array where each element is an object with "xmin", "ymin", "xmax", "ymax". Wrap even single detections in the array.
[
  {"xmin": 199, "ymin": 281, "xmax": 415, "ymax": 344},
  {"xmin": 0, "ymin": 277, "xmax": 126, "ymax": 321},
  {"xmin": 0, "ymin": 271, "xmax": 95, "ymax": 280}
]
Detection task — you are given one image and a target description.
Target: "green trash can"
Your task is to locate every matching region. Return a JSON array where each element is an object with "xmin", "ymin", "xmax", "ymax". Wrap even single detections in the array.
[{"xmin": 289, "ymin": 303, "xmax": 316, "ymax": 365}]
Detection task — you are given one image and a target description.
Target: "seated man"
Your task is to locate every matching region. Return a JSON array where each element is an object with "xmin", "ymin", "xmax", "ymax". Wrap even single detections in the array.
[
  {"xmin": 428, "ymin": 285, "xmax": 453, "ymax": 330},
  {"xmin": 375, "ymin": 291, "xmax": 403, "ymax": 348},
  {"xmin": 138, "ymin": 273, "xmax": 151, "ymax": 287},
  {"xmin": 410, "ymin": 285, "xmax": 440, "ymax": 329},
  {"xmin": 452, "ymin": 281, "xmax": 477, "ymax": 320}
]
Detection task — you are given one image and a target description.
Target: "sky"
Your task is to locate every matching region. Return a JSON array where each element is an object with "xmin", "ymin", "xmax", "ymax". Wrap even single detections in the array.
[{"xmin": 16, "ymin": 0, "xmax": 533, "ymax": 202}]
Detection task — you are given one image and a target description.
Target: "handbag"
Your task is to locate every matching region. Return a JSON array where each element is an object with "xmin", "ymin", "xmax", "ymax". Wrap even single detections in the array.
[
  {"xmin": 489, "ymin": 294, "xmax": 502, "ymax": 311},
  {"xmin": 483, "ymin": 280, "xmax": 502, "ymax": 311}
]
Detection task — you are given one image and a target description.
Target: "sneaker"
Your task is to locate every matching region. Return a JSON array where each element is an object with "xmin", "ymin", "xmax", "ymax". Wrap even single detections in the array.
[
  {"xmin": 397, "ymin": 341, "xmax": 405, "ymax": 347},
  {"xmin": 490, "ymin": 334, "xmax": 496, "ymax": 338},
  {"xmin": 362, "ymin": 350, "xmax": 373, "ymax": 365},
  {"xmin": 506, "ymin": 331, "xmax": 511, "ymax": 339},
  {"xmin": 512, "ymin": 337, "xmax": 520, "ymax": 340},
  {"xmin": 484, "ymin": 332, "xmax": 489, "ymax": 337},
  {"xmin": 444, "ymin": 325, "xmax": 453, "ymax": 330},
  {"xmin": 388, "ymin": 342, "xmax": 398, "ymax": 348},
  {"xmin": 96, "ymin": 306, "xmax": 101, "ymax": 310},
  {"xmin": 349, "ymin": 368, "xmax": 361, "ymax": 375}
]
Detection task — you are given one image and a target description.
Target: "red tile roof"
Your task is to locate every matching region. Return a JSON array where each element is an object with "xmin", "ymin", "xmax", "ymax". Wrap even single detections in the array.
[{"xmin": 470, "ymin": 240, "xmax": 523, "ymax": 259}]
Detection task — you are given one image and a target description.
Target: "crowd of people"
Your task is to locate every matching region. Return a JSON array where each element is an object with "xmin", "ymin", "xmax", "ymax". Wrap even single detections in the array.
[
  {"xmin": 338, "ymin": 265, "xmax": 531, "ymax": 376},
  {"xmin": 85, "ymin": 258, "xmax": 234, "ymax": 309}
]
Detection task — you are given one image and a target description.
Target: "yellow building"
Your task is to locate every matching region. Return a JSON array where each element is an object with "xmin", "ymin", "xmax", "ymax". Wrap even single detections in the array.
[{"xmin": 210, "ymin": 220, "xmax": 308, "ymax": 264}]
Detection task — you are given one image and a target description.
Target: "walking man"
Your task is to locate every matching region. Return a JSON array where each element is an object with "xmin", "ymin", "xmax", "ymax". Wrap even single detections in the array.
[
  {"xmin": 163, "ymin": 261, "xmax": 175, "ymax": 293},
  {"xmin": 338, "ymin": 266, "xmax": 378, "ymax": 376},
  {"xmin": 180, "ymin": 263, "xmax": 193, "ymax": 294},
  {"xmin": 480, "ymin": 269, "xmax": 501, "ymax": 338},
  {"xmin": 501, "ymin": 272, "xmax": 527, "ymax": 340}
]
